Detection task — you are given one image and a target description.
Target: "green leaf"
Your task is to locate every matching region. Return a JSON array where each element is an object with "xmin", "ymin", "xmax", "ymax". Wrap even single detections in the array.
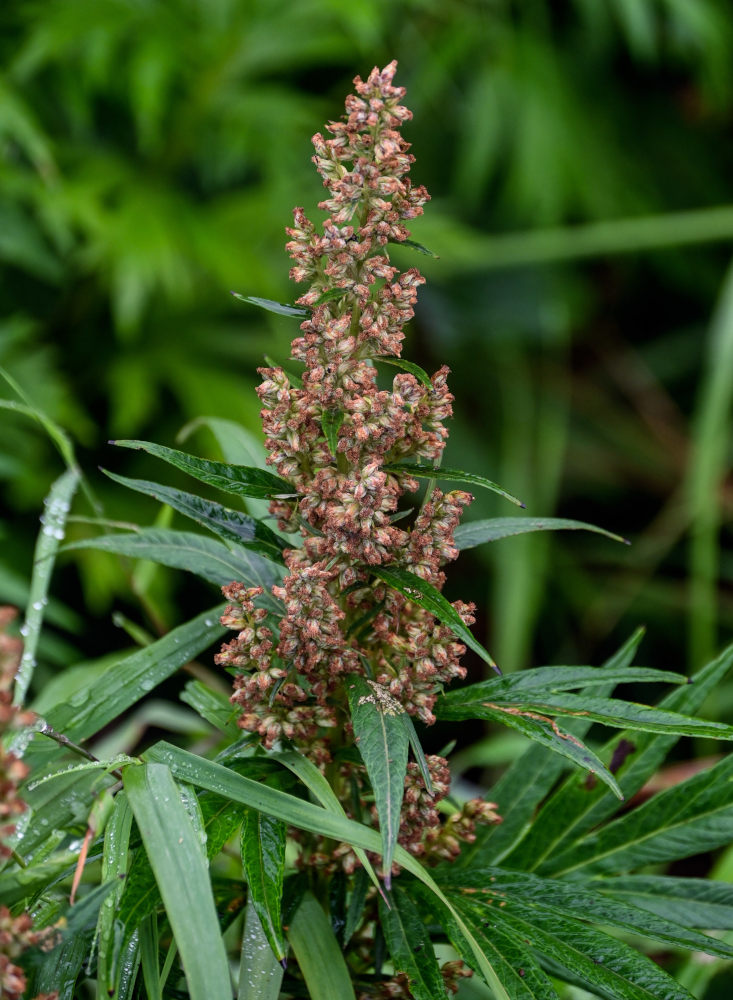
[
  {"xmin": 597, "ymin": 875, "xmax": 733, "ymax": 930},
  {"xmin": 454, "ymin": 516, "xmax": 628, "ymax": 549},
  {"xmin": 14, "ymin": 466, "xmax": 79, "ymax": 703},
  {"xmin": 238, "ymin": 894, "xmax": 285, "ymax": 1000},
  {"xmin": 321, "ymin": 408, "xmax": 344, "ymax": 458},
  {"xmin": 373, "ymin": 356, "xmax": 433, "ymax": 389},
  {"xmin": 547, "ymin": 752, "xmax": 733, "ymax": 878},
  {"xmin": 111, "ymin": 438, "xmax": 294, "ymax": 498},
  {"xmin": 457, "ymin": 700, "xmax": 623, "ymax": 797},
  {"xmin": 384, "ymin": 463, "xmax": 525, "ymax": 507},
  {"xmin": 438, "ymin": 868, "xmax": 733, "ymax": 960},
  {"xmin": 390, "ymin": 237, "xmax": 440, "ymax": 258},
  {"xmin": 369, "ymin": 564, "xmax": 498, "ymax": 672},
  {"xmin": 181, "ymin": 680, "xmax": 240, "ymax": 737},
  {"xmin": 0, "ymin": 850, "xmax": 81, "ymax": 907},
  {"xmin": 241, "ymin": 809, "xmax": 287, "ymax": 962},
  {"xmin": 97, "ymin": 792, "xmax": 133, "ymax": 998},
  {"xmin": 43, "ymin": 606, "xmax": 226, "ymax": 742},
  {"xmin": 231, "ymin": 292, "xmax": 309, "ymax": 317},
  {"xmin": 347, "ymin": 675, "xmax": 410, "ymax": 887},
  {"xmin": 287, "ymin": 892, "xmax": 357, "ymax": 1000},
  {"xmin": 102, "ymin": 469, "xmax": 287, "ymax": 564},
  {"xmin": 505, "ymin": 641, "xmax": 733, "ymax": 873},
  {"xmin": 123, "ymin": 763, "xmax": 231, "ymax": 1000},
  {"xmin": 27, "ymin": 931, "xmax": 89, "ymax": 1000},
  {"xmin": 485, "ymin": 895, "xmax": 697, "ymax": 1000},
  {"xmin": 400, "ymin": 711, "xmax": 433, "ymax": 794},
  {"xmin": 379, "ymin": 885, "xmax": 448, "ymax": 1000}
]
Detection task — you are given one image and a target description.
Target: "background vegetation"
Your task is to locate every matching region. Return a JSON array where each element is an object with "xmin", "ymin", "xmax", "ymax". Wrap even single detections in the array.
[{"xmin": 2, "ymin": 1, "xmax": 733, "ymax": 733}]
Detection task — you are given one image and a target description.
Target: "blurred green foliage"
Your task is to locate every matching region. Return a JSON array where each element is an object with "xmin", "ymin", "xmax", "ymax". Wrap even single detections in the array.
[{"xmin": 2, "ymin": 0, "xmax": 733, "ymax": 685}]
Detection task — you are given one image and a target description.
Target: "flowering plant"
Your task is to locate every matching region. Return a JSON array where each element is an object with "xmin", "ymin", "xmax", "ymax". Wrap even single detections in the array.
[{"xmin": 5, "ymin": 61, "xmax": 733, "ymax": 1000}]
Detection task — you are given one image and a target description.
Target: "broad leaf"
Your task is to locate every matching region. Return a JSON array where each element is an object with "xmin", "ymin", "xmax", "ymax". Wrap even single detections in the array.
[
  {"xmin": 369, "ymin": 564, "xmax": 498, "ymax": 672},
  {"xmin": 111, "ymin": 438, "xmax": 294, "ymax": 498},
  {"xmin": 241, "ymin": 809, "xmax": 287, "ymax": 962},
  {"xmin": 123, "ymin": 764, "xmax": 231, "ymax": 1000},
  {"xmin": 454, "ymin": 516, "xmax": 628, "ymax": 549},
  {"xmin": 287, "ymin": 892, "xmax": 356, "ymax": 1000},
  {"xmin": 379, "ymin": 885, "xmax": 448, "ymax": 1000},
  {"xmin": 321, "ymin": 408, "xmax": 344, "ymax": 458},
  {"xmin": 373, "ymin": 356, "xmax": 433, "ymax": 389},
  {"xmin": 102, "ymin": 469, "xmax": 287, "ymax": 564},
  {"xmin": 347, "ymin": 675, "xmax": 410, "ymax": 887},
  {"xmin": 231, "ymin": 292, "xmax": 309, "ymax": 317},
  {"xmin": 385, "ymin": 462, "xmax": 525, "ymax": 507}
]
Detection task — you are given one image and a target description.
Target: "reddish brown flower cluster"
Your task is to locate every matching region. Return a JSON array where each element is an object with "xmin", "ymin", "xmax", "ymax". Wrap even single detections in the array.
[
  {"xmin": 0, "ymin": 608, "xmax": 57, "ymax": 1000},
  {"xmin": 218, "ymin": 62, "xmax": 499, "ymax": 881}
]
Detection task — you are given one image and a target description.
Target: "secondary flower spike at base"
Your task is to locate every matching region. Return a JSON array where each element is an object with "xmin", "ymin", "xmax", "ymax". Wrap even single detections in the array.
[{"xmin": 218, "ymin": 61, "xmax": 499, "ymax": 872}]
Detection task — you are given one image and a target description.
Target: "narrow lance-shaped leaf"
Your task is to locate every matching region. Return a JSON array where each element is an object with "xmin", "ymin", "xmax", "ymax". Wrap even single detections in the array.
[
  {"xmin": 347, "ymin": 675, "xmax": 409, "ymax": 888},
  {"xmin": 239, "ymin": 893, "xmax": 284, "ymax": 1000},
  {"xmin": 123, "ymin": 763, "xmax": 231, "ymax": 1000},
  {"xmin": 241, "ymin": 808, "xmax": 288, "ymax": 963},
  {"xmin": 454, "ymin": 516, "xmax": 628, "ymax": 549},
  {"xmin": 373, "ymin": 356, "xmax": 433, "ymax": 389},
  {"xmin": 102, "ymin": 469, "xmax": 287, "ymax": 564},
  {"xmin": 384, "ymin": 463, "xmax": 525, "ymax": 508},
  {"xmin": 369, "ymin": 564, "xmax": 499, "ymax": 672},
  {"xmin": 111, "ymin": 439, "xmax": 294, "ymax": 499},
  {"xmin": 287, "ymin": 892, "xmax": 356, "ymax": 1000},
  {"xmin": 97, "ymin": 792, "xmax": 133, "ymax": 998},
  {"xmin": 389, "ymin": 237, "xmax": 439, "ymax": 257},
  {"xmin": 14, "ymin": 466, "xmax": 79, "ymax": 704},
  {"xmin": 231, "ymin": 292, "xmax": 309, "ymax": 317},
  {"xmin": 379, "ymin": 885, "xmax": 448, "ymax": 1000},
  {"xmin": 596, "ymin": 875, "xmax": 733, "ymax": 930}
]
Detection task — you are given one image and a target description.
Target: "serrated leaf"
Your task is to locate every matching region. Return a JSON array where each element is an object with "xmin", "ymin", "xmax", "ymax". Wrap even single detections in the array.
[
  {"xmin": 384, "ymin": 463, "xmax": 524, "ymax": 507},
  {"xmin": 373, "ymin": 356, "xmax": 433, "ymax": 389},
  {"xmin": 505, "ymin": 641, "xmax": 733, "ymax": 873},
  {"xmin": 379, "ymin": 885, "xmax": 448, "ymax": 1000},
  {"xmin": 287, "ymin": 892, "xmax": 356, "ymax": 1000},
  {"xmin": 231, "ymin": 292, "xmax": 309, "ymax": 317},
  {"xmin": 453, "ymin": 700, "xmax": 622, "ymax": 797},
  {"xmin": 347, "ymin": 675, "xmax": 409, "ymax": 887},
  {"xmin": 437, "ymin": 868, "xmax": 733, "ymax": 960},
  {"xmin": 596, "ymin": 875, "xmax": 733, "ymax": 930},
  {"xmin": 123, "ymin": 764, "xmax": 231, "ymax": 1000},
  {"xmin": 239, "ymin": 893, "xmax": 285, "ymax": 1000},
  {"xmin": 111, "ymin": 438, "xmax": 294, "ymax": 498},
  {"xmin": 369, "ymin": 564, "xmax": 498, "ymax": 672},
  {"xmin": 321, "ymin": 408, "xmax": 344, "ymax": 458},
  {"xmin": 102, "ymin": 469, "xmax": 287, "ymax": 564},
  {"xmin": 241, "ymin": 809, "xmax": 287, "ymax": 962},
  {"xmin": 42, "ymin": 606, "xmax": 226, "ymax": 742},
  {"xmin": 548, "ymin": 752, "xmax": 733, "ymax": 877},
  {"xmin": 485, "ymin": 895, "xmax": 697, "ymax": 1000},
  {"xmin": 454, "ymin": 516, "xmax": 628, "ymax": 549},
  {"xmin": 399, "ymin": 711, "xmax": 432, "ymax": 793}
]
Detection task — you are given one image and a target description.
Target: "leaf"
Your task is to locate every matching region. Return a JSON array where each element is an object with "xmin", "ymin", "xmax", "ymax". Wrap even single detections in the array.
[
  {"xmin": 123, "ymin": 763, "xmax": 232, "ymax": 1000},
  {"xmin": 373, "ymin": 356, "xmax": 433, "ymax": 389},
  {"xmin": 596, "ymin": 875, "xmax": 733, "ymax": 930},
  {"xmin": 347, "ymin": 675, "xmax": 410, "ymax": 887},
  {"xmin": 111, "ymin": 438, "xmax": 294, "ymax": 498},
  {"xmin": 231, "ymin": 292, "xmax": 309, "ymax": 317},
  {"xmin": 14, "ymin": 466, "xmax": 79, "ymax": 704},
  {"xmin": 97, "ymin": 792, "xmax": 133, "ymax": 998},
  {"xmin": 0, "ymin": 850, "xmax": 80, "ymax": 907},
  {"xmin": 27, "ymin": 931, "xmax": 89, "ymax": 1000},
  {"xmin": 43, "ymin": 605, "xmax": 226, "ymax": 742},
  {"xmin": 437, "ymin": 868, "xmax": 733, "ymax": 960},
  {"xmin": 241, "ymin": 808, "xmax": 288, "ymax": 962},
  {"xmin": 369, "ymin": 564, "xmax": 498, "ymax": 672},
  {"xmin": 238, "ymin": 894, "xmax": 285, "ymax": 1000},
  {"xmin": 399, "ymin": 712, "xmax": 433, "ymax": 794},
  {"xmin": 379, "ymin": 885, "xmax": 448, "ymax": 1000},
  {"xmin": 389, "ymin": 237, "xmax": 440, "ymax": 258},
  {"xmin": 181, "ymin": 680, "xmax": 240, "ymax": 737},
  {"xmin": 321, "ymin": 408, "xmax": 344, "ymax": 458},
  {"xmin": 456, "ymin": 700, "xmax": 623, "ymax": 797},
  {"xmin": 102, "ymin": 469, "xmax": 287, "ymax": 564},
  {"xmin": 384, "ymin": 463, "xmax": 525, "ymax": 507},
  {"xmin": 547, "ymin": 752, "xmax": 733, "ymax": 878},
  {"xmin": 287, "ymin": 892, "xmax": 357, "ymax": 1000},
  {"xmin": 454, "ymin": 516, "xmax": 628, "ymax": 549},
  {"xmin": 485, "ymin": 895, "xmax": 697, "ymax": 1000},
  {"xmin": 506, "ymin": 641, "xmax": 733, "ymax": 873}
]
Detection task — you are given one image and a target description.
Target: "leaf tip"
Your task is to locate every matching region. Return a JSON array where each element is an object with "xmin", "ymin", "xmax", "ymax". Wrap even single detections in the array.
[{"xmin": 279, "ymin": 957, "xmax": 288, "ymax": 970}]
